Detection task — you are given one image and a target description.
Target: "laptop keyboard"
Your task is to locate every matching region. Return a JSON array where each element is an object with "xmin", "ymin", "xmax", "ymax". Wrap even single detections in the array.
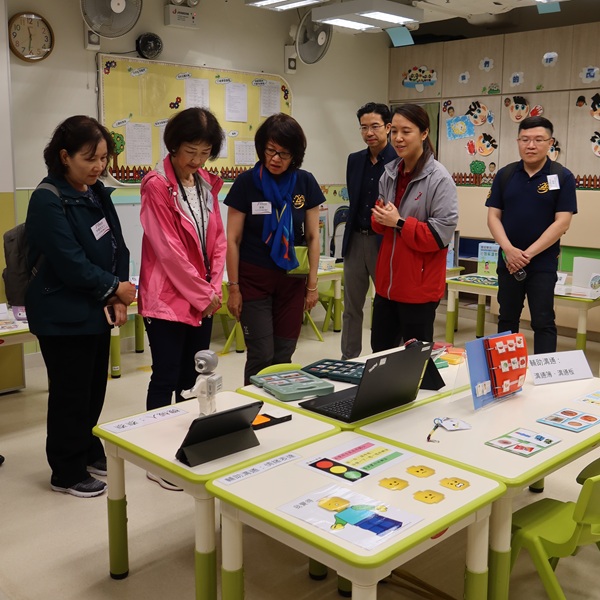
[{"xmin": 319, "ymin": 397, "xmax": 354, "ymax": 419}]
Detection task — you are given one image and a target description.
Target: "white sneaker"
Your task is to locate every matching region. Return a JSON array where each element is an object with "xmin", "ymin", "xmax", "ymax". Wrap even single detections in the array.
[{"xmin": 146, "ymin": 472, "xmax": 182, "ymax": 491}]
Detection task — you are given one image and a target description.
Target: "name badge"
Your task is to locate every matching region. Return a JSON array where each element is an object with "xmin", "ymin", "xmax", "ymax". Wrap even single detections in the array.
[
  {"xmin": 91, "ymin": 218, "xmax": 110, "ymax": 240},
  {"xmin": 252, "ymin": 202, "xmax": 272, "ymax": 215},
  {"xmin": 547, "ymin": 174, "xmax": 560, "ymax": 190}
]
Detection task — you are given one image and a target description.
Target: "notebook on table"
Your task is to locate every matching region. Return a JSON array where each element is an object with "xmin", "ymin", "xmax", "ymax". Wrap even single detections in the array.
[{"xmin": 298, "ymin": 344, "xmax": 432, "ymax": 423}]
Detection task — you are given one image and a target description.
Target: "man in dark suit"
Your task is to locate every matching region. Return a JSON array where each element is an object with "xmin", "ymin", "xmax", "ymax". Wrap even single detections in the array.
[{"xmin": 341, "ymin": 102, "xmax": 396, "ymax": 360}]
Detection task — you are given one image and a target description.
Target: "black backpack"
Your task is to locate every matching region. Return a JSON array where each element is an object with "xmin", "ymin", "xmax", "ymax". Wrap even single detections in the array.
[{"xmin": 2, "ymin": 183, "xmax": 62, "ymax": 307}]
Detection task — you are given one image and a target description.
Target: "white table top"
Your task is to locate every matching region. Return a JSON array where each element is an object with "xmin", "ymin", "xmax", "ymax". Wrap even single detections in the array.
[
  {"xmin": 239, "ymin": 358, "xmax": 471, "ymax": 430},
  {"xmin": 359, "ymin": 376, "xmax": 600, "ymax": 488},
  {"xmin": 94, "ymin": 391, "xmax": 339, "ymax": 484},
  {"xmin": 207, "ymin": 431, "xmax": 504, "ymax": 566}
]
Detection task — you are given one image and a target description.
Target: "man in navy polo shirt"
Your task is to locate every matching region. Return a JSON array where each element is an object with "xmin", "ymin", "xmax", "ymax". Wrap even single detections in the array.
[
  {"xmin": 341, "ymin": 102, "xmax": 396, "ymax": 360},
  {"xmin": 486, "ymin": 116, "xmax": 577, "ymax": 354}
]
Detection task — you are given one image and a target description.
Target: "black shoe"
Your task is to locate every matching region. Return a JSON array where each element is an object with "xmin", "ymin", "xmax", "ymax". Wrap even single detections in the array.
[
  {"xmin": 87, "ymin": 457, "xmax": 107, "ymax": 476},
  {"xmin": 51, "ymin": 476, "xmax": 107, "ymax": 498},
  {"xmin": 0, "ymin": 454, "xmax": 4, "ymax": 466}
]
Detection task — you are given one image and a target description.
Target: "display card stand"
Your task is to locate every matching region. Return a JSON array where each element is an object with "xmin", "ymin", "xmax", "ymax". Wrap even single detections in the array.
[
  {"xmin": 176, "ymin": 401, "xmax": 263, "ymax": 467},
  {"xmin": 466, "ymin": 332, "xmax": 528, "ymax": 410},
  {"xmin": 420, "ymin": 358, "xmax": 445, "ymax": 391}
]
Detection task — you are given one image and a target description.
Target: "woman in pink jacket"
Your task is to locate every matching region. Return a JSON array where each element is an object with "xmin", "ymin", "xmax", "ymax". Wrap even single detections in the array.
[{"xmin": 139, "ymin": 108, "xmax": 226, "ymax": 419}]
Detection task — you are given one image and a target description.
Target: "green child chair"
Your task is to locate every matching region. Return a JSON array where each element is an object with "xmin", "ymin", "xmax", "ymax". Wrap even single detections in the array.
[{"xmin": 509, "ymin": 473, "xmax": 600, "ymax": 600}]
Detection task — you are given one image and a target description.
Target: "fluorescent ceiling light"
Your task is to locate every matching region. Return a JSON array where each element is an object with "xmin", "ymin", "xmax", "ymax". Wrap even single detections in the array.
[
  {"xmin": 245, "ymin": 0, "xmax": 328, "ymax": 10},
  {"xmin": 313, "ymin": 0, "xmax": 423, "ymax": 31},
  {"xmin": 325, "ymin": 18, "xmax": 376, "ymax": 30}
]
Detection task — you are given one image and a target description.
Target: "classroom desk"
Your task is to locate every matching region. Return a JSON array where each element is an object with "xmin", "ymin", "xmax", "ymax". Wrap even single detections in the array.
[
  {"xmin": 93, "ymin": 391, "xmax": 338, "ymax": 600},
  {"xmin": 445, "ymin": 275, "xmax": 600, "ymax": 351},
  {"xmin": 358, "ymin": 376, "xmax": 600, "ymax": 600},
  {"xmin": 237, "ymin": 352, "xmax": 472, "ymax": 431},
  {"xmin": 0, "ymin": 320, "xmax": 33, "ymax": 393},
  {"xmin": 206, "ymin": 431, "xmax": 505, "ymax": 600}
]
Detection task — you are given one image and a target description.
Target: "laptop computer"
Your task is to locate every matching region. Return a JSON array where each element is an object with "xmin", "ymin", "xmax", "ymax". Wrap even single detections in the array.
[{"xmin": 298, "ymin": 344, "xmax": 432, "ymax": 423}]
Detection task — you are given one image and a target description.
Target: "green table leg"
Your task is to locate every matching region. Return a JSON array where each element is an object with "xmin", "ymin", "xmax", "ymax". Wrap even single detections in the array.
[
  {"xmin": 575, "ymin": 331, "xmax": 587, "ymax": 350},
  {"xmin": 445, "ymin": 289, "xmax": 457, "ymax": 344},
  {"xmin": 196, "ymin": 550, "xmax": 217, "ymax": 600},
  {"xmin": 337, "ymin": 575, "xmax": 352, "ymax": 597},
  {"xmin": 108, "ymin": 497, "xmax": 129, "ymax": 579},
  {"xmin": 333, "ymin": 298, "xmax": 342, "ymax": 332},
  {"xmin": 528, "ymin": 478, "xmax": 544, "ymax": 493},
  {"xmin": 221, "ymin": 566, "xmax": 243, "ymax": 600},
  {"xmin": 308, "ymin": 558, "xmax": 328, "ymax": 580},
  {"xmin": 134, "ymin": 314, "xmax": 145, "ymax": 353},
  {"xmin": 465, "ymin": 570, "xmax": 488, "ymax": 600},
  {"xmin": 106, "ymin": 453, "xmax": 128, "ymax": 579},
  {"xmin": 476, "ymin": 295, "xmax": 486, "ymax": 338},
  {"xmin": 488, "ymin": 549, "xmax": 511, "ymax": 600},
  {"xmin": 109, "ymin": 327, "xmax": 121, "ymax": 378}
]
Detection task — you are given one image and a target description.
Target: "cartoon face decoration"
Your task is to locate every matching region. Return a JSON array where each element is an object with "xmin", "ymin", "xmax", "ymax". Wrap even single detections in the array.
[
  {"xmin": 318, "ymin": 496, "xmax": 350, "ymax": 512},
  {"xmin": 591, "ymin": 93, "xmax": 600, "ymax": 121},
  {"xmin": 379, "ymin": 477, "xmax": 409, "ymax": 491},
  {"xmin": 547, "ymin": 139, "xmax": 561, "ymax": 161},
  {"xmin": 591, "ymin": 132, "xmax": 600, "ymax": 157},
  {"xmin": 414, "ymin": 489, "xmax": 445, "ymax": 504},
  {"xmin": 450, "ymin": 120, "xmax": 467, "ymax": 136},
  {"xmin": 407, "ymin": 465, "xmax": 435, "ymax": 478},
  {"xmin": 476, "ymin": 133, "xmax": 498, "ymax": 156},
  {"xmin": 439, "ymin": 477, "xmax": 471, "ymax": 491},
  {"xmin": 508, "ymin": 96, "xmax": 530, "ymax": 122},
  {"xmin": 466, "ymin": 100, "xmax": 489, "ymax": 126}
]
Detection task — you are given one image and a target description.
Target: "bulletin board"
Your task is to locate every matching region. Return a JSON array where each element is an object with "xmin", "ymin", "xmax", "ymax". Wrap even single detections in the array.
[{"xmin": 97, "ymin": 53, "xmax": 292, "ymax": 185}]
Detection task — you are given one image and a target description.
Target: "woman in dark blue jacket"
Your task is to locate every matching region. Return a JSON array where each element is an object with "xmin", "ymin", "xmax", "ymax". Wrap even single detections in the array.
[{"xmin": 25, "ymin": 116, "xmax": 136, "ymax": 498}]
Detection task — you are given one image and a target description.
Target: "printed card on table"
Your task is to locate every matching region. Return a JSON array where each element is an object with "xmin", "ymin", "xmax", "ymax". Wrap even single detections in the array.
[
  {"xmin": 278, "ymin": 484, "xmax": 422, "ymax": 550},
  {"xmin": 486, "ymin": 428, "xmax": 561, "ymax": 457},
  {"xmin": 537, "ymin": 408, "xmax": 600, "ymax": 432}
]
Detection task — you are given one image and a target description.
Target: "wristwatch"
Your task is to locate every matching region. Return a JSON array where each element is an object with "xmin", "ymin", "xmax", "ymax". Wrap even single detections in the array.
[{"xmin": 396, "ymin": 218, "xmax": 404, "ymax": 231}]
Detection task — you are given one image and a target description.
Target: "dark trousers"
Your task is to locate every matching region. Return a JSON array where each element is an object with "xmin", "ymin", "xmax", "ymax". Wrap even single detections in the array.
[
  {"xmin": 371, "ymin": 294, "xmax": 439, "ymax": 353},
  {"xmin": 239, "ymin": 266, "xmax": 305, "ymax": 385},
  {"xmin": 38, "ymin": 332, "xmax": 110, "ymax": 487},
  {"xmin": 497, "ymin": 269, "xmax": 557, "ymax": 354},
  {"xmin": 144, "ymin": 316, "xmax": 213, "ymax": 410}
]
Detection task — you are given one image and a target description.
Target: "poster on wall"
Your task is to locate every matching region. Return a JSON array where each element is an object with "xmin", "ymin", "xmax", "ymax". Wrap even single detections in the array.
[
  {"xmin": 98, "ymin": 54, "xmax": 292, "ymax": 184},
  {"xmin": 440, "ymin": 96, "xmax": 502, "ymax": 187}
]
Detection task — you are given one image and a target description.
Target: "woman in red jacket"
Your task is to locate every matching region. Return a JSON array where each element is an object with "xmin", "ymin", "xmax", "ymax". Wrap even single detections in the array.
[{"xmin": 371, "ymin": 104, "xmax": 458, "ymax": 351}]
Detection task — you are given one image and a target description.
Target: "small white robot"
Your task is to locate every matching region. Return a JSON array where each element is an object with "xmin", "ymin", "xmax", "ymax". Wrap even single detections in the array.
[{"xmin": 181, "ymin": 350, "xmax": 223, "ymax": 415}]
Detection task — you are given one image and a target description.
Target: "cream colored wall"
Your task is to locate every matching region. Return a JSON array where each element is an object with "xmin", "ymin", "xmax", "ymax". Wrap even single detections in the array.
[
  {"xmin": 457, "ymin": 187, "xmax": 600, "ymax": 249},
  {"xmin": 6, "ymin": 0, "xmax": 390, "ymax": 189}
]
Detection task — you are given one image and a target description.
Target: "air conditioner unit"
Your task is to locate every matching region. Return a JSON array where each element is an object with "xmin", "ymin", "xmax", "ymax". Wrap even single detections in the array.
[{"xmin": 164, "ymin": 4, "xmax": 200, "ymax": 29}]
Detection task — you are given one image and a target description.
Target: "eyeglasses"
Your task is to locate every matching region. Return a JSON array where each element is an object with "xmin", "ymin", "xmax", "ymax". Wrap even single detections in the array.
[
  {"xmin": 359, "ymin": 124, "xmax": 386, "ymax": 133},
  {"xmin": 517, "ymin": 137, "xmax": 552, "ymax": 145},
  {"xmin": 265, "ymin": 147, "xmax": 292, "ymax": 160}
]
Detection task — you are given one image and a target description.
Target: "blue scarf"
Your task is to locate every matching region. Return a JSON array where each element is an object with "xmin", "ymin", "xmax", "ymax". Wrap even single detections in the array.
[{"xmin": 252, "ymin": 162, "xmax": 299, "ymax": 271}]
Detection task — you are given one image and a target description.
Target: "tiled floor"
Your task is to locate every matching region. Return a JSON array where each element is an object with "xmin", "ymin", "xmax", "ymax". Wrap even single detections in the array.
[{"xmin": 0, "ymin": 303, "xmax": 599, "ymax": 599}]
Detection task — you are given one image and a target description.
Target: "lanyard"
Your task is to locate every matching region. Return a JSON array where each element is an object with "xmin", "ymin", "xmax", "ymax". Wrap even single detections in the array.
[{"xmin": 176, "ymin": 172, "xmax": 211, "ymax": 282}]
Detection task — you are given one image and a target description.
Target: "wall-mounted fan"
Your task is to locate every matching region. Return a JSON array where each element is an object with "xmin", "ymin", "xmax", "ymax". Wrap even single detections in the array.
[
  {"xmin": 81, "ymin": 0, "xmax": 143, "ymax": 39},
  {"xmin": 136, "ymin": 33, "xmax": 163, "ymax": 59},
  {"xmin": 295, "ymin": 10, "xmax": 332, "ymax": 65}
]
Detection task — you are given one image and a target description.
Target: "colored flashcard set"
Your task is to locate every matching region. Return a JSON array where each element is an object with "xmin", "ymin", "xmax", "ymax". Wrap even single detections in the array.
[
  {"xmin": 537, "ymin": 408, "xmax": 600, "ymax": 432},
  {"xmin": 484, "ymin": 333, "xmax": 528, "ymax": 399},
  {"xmin": 574, "ymin": 389, "xmax": 600, "ymax": 410},
  {"xmin": 466, "ymin": 332, "xmax": 529, "ymax": 410},
  {"xmin": 486, "ymin": 428, "xmax": 561, "ymax": 457}
]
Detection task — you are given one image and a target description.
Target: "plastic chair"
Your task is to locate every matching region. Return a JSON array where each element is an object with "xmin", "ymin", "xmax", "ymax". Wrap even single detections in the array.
[
  {"xmin": 317, "ymin": 280, "xmax": 338, "ymax": 333},
  {"xmin": 509, "ymin": 473, "xmax": 600, "ymax": 600},
  {"xmin": 303, "ymin": 310, "xmax": 324, "ymax": 342},
  {"xmin": 214, "ymin": 285, "xmax": 246, "ymax": 354},
  {"xmin": 576, "ymin": 457, "xmax": 600, "ymax": 485},
  {"xmin": 256, "ymin": 363, "xmax": 302, "ymax": 375}
]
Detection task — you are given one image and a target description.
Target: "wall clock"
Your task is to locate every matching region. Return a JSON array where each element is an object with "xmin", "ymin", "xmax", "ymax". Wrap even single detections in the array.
[{"xmin": 8, "ymin": 12, "xmax": 54, "ymax": 62}]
